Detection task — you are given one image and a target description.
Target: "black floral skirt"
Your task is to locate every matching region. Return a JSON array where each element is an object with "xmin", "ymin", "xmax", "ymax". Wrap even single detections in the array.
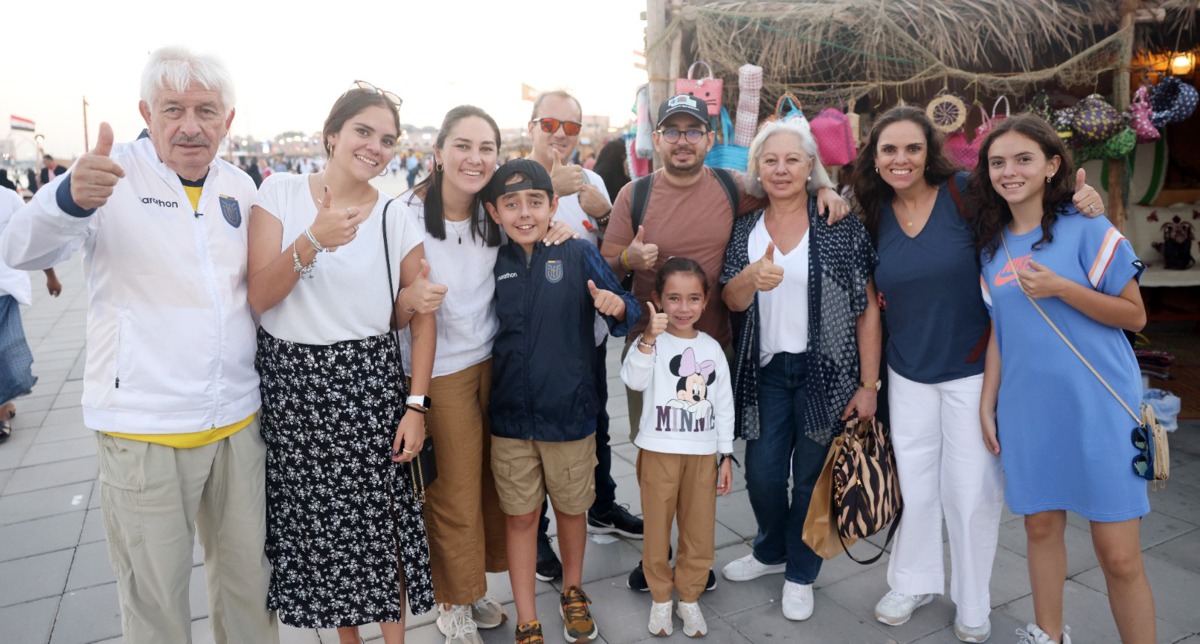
[{"xmin": 256, "ymin": 328, "xmax": 434, "ymax": 628}]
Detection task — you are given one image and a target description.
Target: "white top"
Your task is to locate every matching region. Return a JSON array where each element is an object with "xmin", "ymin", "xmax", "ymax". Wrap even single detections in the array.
[
  {"xmin": 394, "ymin": 192, "xmax": 499, "ymax": 377},
  {"xmin": 256, "ymin": 173, "xmax": 423, "ymax": 345},
  {"xmin": 621, "ymin": 330, "xmax": 735, "ymax": 455},
  {"xmin": 0, "ymin": 137, "xmax": 260, "ymax": 434},
  {"xmin": 552, "ymin": 167, "xmax": 611, "ymax": 346},
  {"xmin": 0, "ymin": 188, "xmax": 32, "ymax": 305},
  {"xmin": 750, "ymin": 217, "xmax": 809, "ymax": 366}
]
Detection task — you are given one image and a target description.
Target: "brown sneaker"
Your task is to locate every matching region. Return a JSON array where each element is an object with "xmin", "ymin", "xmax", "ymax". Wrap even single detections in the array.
[
  {"xmin": 514, "ymin": 619, "xmax": 544, "ymax": 644},
  {"xmin": 559, "ymin": 586, "xmax": 599, "ymax": 643}
]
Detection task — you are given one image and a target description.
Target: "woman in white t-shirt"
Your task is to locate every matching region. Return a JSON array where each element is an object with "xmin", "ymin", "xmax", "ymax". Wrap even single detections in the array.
[{"xmin": 247, "ymin": 83, "xmax": 441, "ymax": 644}]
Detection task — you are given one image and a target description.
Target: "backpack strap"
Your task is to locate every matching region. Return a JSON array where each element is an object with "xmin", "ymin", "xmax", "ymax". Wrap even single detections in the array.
[
  {"xmin": 629, "ymin": 174, "xmax": 655, "ymax": 234},
  {"xmin": 711, "ymin": 167, "xmax": 741, "ymax": 217}
]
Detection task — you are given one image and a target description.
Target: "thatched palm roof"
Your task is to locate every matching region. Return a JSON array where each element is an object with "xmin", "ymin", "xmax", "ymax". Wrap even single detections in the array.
[{"xmin": 663, "ymin": 0, "xmax": 1199, "ymax": 106}]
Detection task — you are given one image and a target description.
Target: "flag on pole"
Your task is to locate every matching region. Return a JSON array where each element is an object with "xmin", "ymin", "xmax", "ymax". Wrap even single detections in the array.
[
  {"xmin": 521, "ymin": 83, "xmax": 538, "ymax": 102},
  {"xmin": 10, "ymin": 115, "xmax": 35, "ymax": 132}
]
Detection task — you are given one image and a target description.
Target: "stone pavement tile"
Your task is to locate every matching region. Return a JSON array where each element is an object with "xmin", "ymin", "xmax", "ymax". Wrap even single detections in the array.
[
  {"xmin": 1075, "ymin": 550, "xmax": 1200, "ymax": 634},
  {"xmin": 820, "ymin": 561, "xmax": 952, "ymax": 643},
  {"xmin": 985, "ymin": 542, "xmax": 1037, "ymax": 608},
  {"xmin": 608, "ymin": 451, "xmax": 636, "ymax": 480},
  {"xmin": 0, "ymin": 549, "xmax": 73, "ymax": 607},
  {"xmin": 809, "ymin": 541, "xmax": 889, "ymax": 590},
  {"xmin": 79, "ymin": 509, "xmax": 105, "ymax": 544},
  {"xmin": 699, "ymin": 544, "xmax": 785, "ymax": 618},
  {"xmin": 611, "ymin": 473, "xmax": 643, "ymax": 517},
  {"xmin": 0, "ymin": 510, "xmax": 85, "ymax": 563},
  {"xmin": 0, "ymin": 481, "xmax": 92, "ymax": 526},
  {"xmin": 20, "ymin": 435, "xmax": 95, "ymax": 468},
  {"xmin": 1145, "ymin": 478, "xmax": 1200, "ymax": 525},
  {"xmin": 612, "ymin": 442, "xmax": 638, "ymax": 467},
  {"xmin": 910, "ymin": 610, "xmax": 1026, "ymax": 644},
  {"xmin": 59, "ymin": 379, "xmax": 84, "ymax": 395},
  {"xmin": 606, "ymin": 393, "xmax": 628, "ymax": 422},
  {"xmin": 998, "ymin": 516, "xmax": 1098, "ymax": 576},
  {"xmin": 997, "ymin": 578, "xmax": 1190, "ymax": 643},
  {"xmin": 51, "ymin": 583, "xmax": 123, "ymax": 644},
  {"xmin": 0, "ymin": 424, "xmax": 38, "ymax": 471},
  {"xmin": 66, "ymin": 540, "xmax": 116, "ymax": 591},
  {"xmin": 715, "ymin": 489, "xmax": 758, "ymax": 540},
  {"xmin": 1146, "ymin": 525, "xmax": 1200, "ymax": 575},
  {"xmin": 33, "ymin": 421, "xmax": 92, "ymax": 445},
  {"xmin": 725, "ymin": 592, "xmax": 889, "ymax": 643},
  {"xmin": 34, "ymin": 358, "xmax": 76, "ymax": 374},
  {"xmin": 0, "ymin": 468, "xmax": 9, "ymax": 491},
  {"xmin": 578, "ymin": 538, "xmax": 643, "ymax": 585},
  {"xmin": 0, "ymin": 596, "xmax": 59, "ymax": 644},
  {"xmin": 13, "ymin": 393, "xmax": 55, "ymax": 416},
  {"xmin": 275, "ymin": 623, "xmax": 323, "ymax": 643},
  {"xmin": 40, "ymin": 407, "xmax": 85, "ymax": 430},
  {"xmin": 4, "ymin": 456, "xmax": 96, "ymax": 494}
]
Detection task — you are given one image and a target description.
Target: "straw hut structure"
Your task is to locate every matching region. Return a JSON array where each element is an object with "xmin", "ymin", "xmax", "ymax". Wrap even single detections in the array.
[{"xmin": 644, "ymin": 0, "xmax": 1200, "ymax": 224}]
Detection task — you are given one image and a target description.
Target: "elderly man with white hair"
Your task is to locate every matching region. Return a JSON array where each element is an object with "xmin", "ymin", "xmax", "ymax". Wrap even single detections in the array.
[{"xmin": 1, "ymin": 46, "xmax": 276, "ymax": 644}]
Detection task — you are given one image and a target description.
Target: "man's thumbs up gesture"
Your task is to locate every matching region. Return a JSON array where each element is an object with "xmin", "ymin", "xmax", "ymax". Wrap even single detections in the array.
[{"xmin": 71, "ymin": 122, "xmax": 126, "ymax": 210}]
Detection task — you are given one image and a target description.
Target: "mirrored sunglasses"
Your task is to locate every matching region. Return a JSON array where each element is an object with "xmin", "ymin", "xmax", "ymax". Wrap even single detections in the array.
[{"xmin": 534, "ymin": 117, "xmax": 582, "ymax": 136}]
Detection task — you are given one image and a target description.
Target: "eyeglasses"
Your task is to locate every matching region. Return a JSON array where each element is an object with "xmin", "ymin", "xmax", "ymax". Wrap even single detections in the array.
[
  {"xmin": 352, "ymin": 80, "xmax": 402, "ymax": 107},
  {"xmin": 657, "ymin": 128, "xmax": 707, "ymax": 144},
  {"xmin": 1131, "ymin": 425, "xmax": 1153, "ymax": 480},
  {"xmin": 533, "ymin": 117, "xmax": 582, "ymax": 136}
]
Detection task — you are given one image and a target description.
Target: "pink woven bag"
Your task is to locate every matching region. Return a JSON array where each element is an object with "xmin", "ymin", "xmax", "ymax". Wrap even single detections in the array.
[
  {"xmin": 1129, "ymin": 85, "xmax": 1161, "ymax": 143},
  {"xmin": 810, "ymin": 102, "xmax": 858, "ymax": 166}
]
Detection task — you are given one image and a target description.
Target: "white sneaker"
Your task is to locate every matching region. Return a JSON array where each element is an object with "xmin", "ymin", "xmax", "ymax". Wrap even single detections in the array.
[
  {"xmin": 676, "ymin": 600, "xmax": 708, "ymax": 637},
  {"xmin": 781, "ymin": 581, "xmax": 814, "ymax": 621},
  {"xmin": 722, "ymin": 553, "xmax": 786, "ymax": 581},
  {"xmin": 648, "ymin": 600, "xmax": 673, "ymax": 637},
  {"xmin": 436, "ymin": 604, "xmax": 483, "ymax": 644},
  {"xmin": 1016, "ymin": 623, "xmax": 1072, "ymax": 644},
  {"xmin": 874, "ymin": 590, "xmax": 932, "ymax": 626},
  {"xmin": 954, "ymin": 615, "xmax": 991, "ymax": 643},
  {"xmin": 470, "ymin": 595, "xmax": 507, "ymax": 629}
]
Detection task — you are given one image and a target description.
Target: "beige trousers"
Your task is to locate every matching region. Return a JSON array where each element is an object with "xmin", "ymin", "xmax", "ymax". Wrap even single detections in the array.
[
  {"xmin": 419, "ymin": 360, "xmax": 508, "ymax": 605},
  {"xmin": 96, "ymin": 419, "xmax": 277, "ymax": 644},
  {"xmin": 637, "ymin": 450, "xmax": 717, "ymax": 603}
]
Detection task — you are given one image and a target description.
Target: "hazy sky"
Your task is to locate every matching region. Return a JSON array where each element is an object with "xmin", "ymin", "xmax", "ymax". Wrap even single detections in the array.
[{"xmin": 3, "ymin": 0, "xmax": 649, "ymax": 159}]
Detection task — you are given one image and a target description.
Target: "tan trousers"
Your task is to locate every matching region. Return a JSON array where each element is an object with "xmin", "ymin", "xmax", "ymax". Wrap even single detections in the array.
[
  {"xmin": 637, "ymin": 450, "xmax": 717, "ymax": 603},
  {"xmin": 96, "ymin": 419, "xmax": 277, "ymax": 644},
  {"xmin": 419, "ymin": 360, "xmax": 508, "ymax": 604}
]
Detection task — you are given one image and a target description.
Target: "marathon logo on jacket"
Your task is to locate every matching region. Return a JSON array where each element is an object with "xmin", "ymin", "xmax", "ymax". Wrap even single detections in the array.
[
  {"xmin": 545, "ymin": 260, "xmax": 563, "ymax": 283},
  {"xmin": 141, "ymin": 197, "xmax": 179, "ymax": 208},
  {"xmin": 219, "ymin": 195, "xmax": 242, "ymax": 228}
]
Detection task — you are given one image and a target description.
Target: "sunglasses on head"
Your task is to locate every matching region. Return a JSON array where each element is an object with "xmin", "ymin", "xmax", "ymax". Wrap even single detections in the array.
[
  {"xmin": 533, "ymin": 117, "xmax": 582, "ymax": 136},
  {"xmin": 657, "ymin": 127, "xmax": 707, "ymax": 144},
  {"xmin": 352, "ymin": 80, "xmax": 403, "ymax": 107}
]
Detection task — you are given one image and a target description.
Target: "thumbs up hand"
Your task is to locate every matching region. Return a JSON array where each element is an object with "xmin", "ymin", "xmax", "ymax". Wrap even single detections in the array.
[
  {"xmin": 746, "ymin": 241, "xmax": 785, "ymax": 292},
  {"xmin": 70, "ymin": 122, "xmax": 126, "ymax": 210},
  {"xmin": 589, "ymin": 279, "xmax": 626, "ymax": 317},
  {"xmin": 549, "ymin": 148, "xmax": 583, "ymax": 197},
  {"xmin": 625, "ymin": 225, "xmax": 659, "ymax": 271},
  {"xmin": 308, "ymin": 186, "xmax": 368, "ymax": 252},
  {"xmin": 642, "ymin": 301, "xmax": 669, "ymax": 343},
  {"xmin": 399, "ymin": 258, "xmax": 448, "ymax": 314},
  {"xmin": 1071, "ymin": 167, "xmax": 1104, "ymax": 217}
]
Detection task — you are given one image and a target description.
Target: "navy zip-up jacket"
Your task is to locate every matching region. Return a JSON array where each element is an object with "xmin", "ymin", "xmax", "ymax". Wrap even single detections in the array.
[{"xmin": 490, "ymin": 238, "xmax": 639, "ymax": 441}]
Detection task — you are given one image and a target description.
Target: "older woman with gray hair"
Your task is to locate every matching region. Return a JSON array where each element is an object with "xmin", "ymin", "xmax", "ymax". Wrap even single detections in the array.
[{"xmin": 718, "ymin": 115, "xmax": 882, "ymax": 621}]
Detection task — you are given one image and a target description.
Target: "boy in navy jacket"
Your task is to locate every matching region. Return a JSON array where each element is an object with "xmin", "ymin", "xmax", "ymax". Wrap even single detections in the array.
[{"xmin": 485, "ymin": 159, "xmax": 638, "ymax": 644}]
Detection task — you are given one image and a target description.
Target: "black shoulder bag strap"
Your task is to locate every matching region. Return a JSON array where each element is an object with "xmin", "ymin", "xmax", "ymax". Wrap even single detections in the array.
[
  {"xmin": 711, "ymin": 167, "xmax": 741, "ymax": 217},
  {"xmin": 629, "ymin": 173, "xmax": 655, "ymax": 234}
]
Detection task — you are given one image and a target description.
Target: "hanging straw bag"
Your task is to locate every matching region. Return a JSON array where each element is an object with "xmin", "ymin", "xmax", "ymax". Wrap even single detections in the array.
[
  {"xmin": 676, "ymin": 61, "xmax": 724, "ymax": 117},
  {"xmin": 802, "ymin": 417, "xmax": 903, "ymax": 564},
  {"xmin": 810, "ymin": 100, "xmax": 859, "ymax": 166},
  {"xmin": 1149, "ymin": 76, "xmax": 1199, "ymax": 128},
  {"xmin": 944, "ymin": 102, "xmax": 987, "ymax": 169},
  {"xmin": 1000, "ymin": 236, "xmax": 1169, "ymax": 487},
  {"xmin": 1129, "ymin": 86, "xmax": 1161, "ymax": 143},
  {"xmin": 767, "ymin": 93, "xmax": 807, "ymax": 125},
  {"xmin": 704, "ymin": 107, "xmax": 749, "ymax": 172}
]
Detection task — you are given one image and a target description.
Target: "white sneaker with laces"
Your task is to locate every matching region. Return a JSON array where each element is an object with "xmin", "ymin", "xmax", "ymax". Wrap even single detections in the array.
[
  {"xmin": 647, "ymin": 600, "xmax": 673, "ymax": 637},
  {"xmin": 874, "ymin": 590, "xmax": 932, "ymax": 625},
  {"xmin": 781, "ymin": 581, "xmax": 814, "ymax": 621},
  {"xmin": 436, "ymin": 604, "xmax": 483, "ymax": 644},
  {"xmin": 676, "ymin": 600, "xmax": 708, "ymax": 637},
  {"xmin": 721, "ymin": 553, "xmax": 786, "ymax": 581},
  {"xmin": 470, "ymin": 596, "xmax": 506, "ymax": 629},
  {"xmin": 1016, "ymin": 623, "xmax": 1072, "ymax": 644},
  {"xmin": 954, "ymin": 615, "xmax": 991, "ymax": 643}
]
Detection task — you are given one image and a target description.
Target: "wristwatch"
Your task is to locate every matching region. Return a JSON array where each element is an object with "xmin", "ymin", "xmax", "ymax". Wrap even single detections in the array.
[
  {"xmin": 406, "ymin": 394, "xmax": 432, "ymax": 409},
  {"xmin": 860, "ymin": 380, "xmax": 881, "ymax": 391}
]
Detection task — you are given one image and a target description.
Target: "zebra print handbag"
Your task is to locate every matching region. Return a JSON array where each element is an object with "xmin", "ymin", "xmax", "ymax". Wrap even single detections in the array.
[{"xmin": 831, "ymin": 417, "xmax": 903, "ymax": 564}]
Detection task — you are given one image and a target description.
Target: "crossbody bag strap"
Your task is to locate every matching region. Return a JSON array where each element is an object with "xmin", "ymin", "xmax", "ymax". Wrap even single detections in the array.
[{"xmin": 1000, "ymin": 234, "xmax": 1140, "ymax": 425}]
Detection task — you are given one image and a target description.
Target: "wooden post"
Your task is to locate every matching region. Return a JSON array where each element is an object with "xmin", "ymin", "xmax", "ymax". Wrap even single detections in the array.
[
  {"xmin": 646, "ymin": 0, "xmax": 671, "ymax": 138},
  {"xmin": 1108, "ymin": 0, "xmax": 1139, "ymax": 231}
]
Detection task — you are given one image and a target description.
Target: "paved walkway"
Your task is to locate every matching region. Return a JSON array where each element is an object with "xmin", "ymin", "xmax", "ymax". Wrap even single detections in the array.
[{"xmin": 2, "ymin": 252, "xmax": 1198, "ymax": 644}]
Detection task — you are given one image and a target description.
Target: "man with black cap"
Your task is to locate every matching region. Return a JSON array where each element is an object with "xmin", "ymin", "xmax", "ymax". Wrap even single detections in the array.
[{"xmin": 600, "ymin": 92, "xmax": 848, "ymax": 591}]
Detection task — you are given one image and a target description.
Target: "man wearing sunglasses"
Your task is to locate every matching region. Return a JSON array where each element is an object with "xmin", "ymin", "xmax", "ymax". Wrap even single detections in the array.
[
  {"xmin": 526, "ymin": 91, "xmax": 645, "ymax": 585},
  {"xmin": 600, "ymin": 93, "xmax": 849, "ymax": 591},
  {"xmin": 2, "ymin": 47, "xmax": 276, "ymax": 644}
]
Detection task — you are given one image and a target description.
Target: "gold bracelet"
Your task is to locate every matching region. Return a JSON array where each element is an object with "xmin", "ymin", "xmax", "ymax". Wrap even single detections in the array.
[{"xmin": 620, "ymin": 249, "xmax": 632, "ymax": 271}]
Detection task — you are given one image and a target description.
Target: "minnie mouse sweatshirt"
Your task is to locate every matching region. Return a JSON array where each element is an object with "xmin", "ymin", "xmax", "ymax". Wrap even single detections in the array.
[{"xmin": 621, "ymin": 331, "xmax": 735, "ymax": 455}]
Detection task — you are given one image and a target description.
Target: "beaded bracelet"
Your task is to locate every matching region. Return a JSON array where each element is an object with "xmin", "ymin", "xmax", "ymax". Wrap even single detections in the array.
[{"xmin": 292, "ymin": 241, "xmax": 316, "ymax": 278}]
